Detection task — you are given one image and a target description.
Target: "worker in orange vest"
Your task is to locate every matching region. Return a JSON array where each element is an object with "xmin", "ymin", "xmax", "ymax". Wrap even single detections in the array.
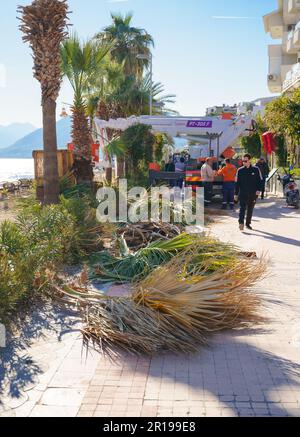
[{"xmin": 218, "ymin": 158, "xmax": 237, "ymax": 210}]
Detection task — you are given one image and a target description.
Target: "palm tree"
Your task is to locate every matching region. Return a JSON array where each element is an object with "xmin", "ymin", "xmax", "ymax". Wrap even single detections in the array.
[
  {"xmin": 60, "ymin": 35, "xmax": 113, "ymax": 183},
  {"xmin": 95, "ymin": 13, "xmax": 154, "ymax": 78},
  {"xmin": 18, "ymin": 0, "xmax": 70, "ymax": 204},
  {"xmin": 106, "ymin": 73, "xmax": 177, "ymax": 117}
]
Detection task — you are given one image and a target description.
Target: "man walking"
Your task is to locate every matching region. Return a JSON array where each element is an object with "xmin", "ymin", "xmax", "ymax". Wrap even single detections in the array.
[
  {"xmin": 201, "ymin": 157, "xmax": 215, "ymax": 205},
  {"xmin": 218, "ymin": 159, "xmax": 237, "ymax": 210},
  {"xmin": 235, "ymin": 154, "xmax": 262, "ymax": 231},
  {"xmin": 255, "ymin": 157, "xmax": 270, "ymax": 199}
]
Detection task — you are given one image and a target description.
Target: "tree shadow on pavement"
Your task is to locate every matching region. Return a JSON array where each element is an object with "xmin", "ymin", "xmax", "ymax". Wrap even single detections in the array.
[
  {"xmin": 111, "ymin": 331, "xmax": 300, "ymax": 417},
  {"xmin": 0, "ymin": 301, "xmax": 79, "ymax": 403},
  {"xmin": 250, "ymin": 197, "xmax": 300, "ymax": 221}
]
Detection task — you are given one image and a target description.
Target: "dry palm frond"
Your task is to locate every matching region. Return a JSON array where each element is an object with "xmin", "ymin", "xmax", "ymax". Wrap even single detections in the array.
[
  {"xmin": 53, "ymin": 242, "xmax": 267, "ymax": 356},
  {"xmin": 116, "ymin": 222, "xmax": 183, "ymax": 251}
]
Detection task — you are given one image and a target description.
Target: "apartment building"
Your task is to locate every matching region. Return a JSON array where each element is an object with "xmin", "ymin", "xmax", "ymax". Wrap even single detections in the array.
[
  {"xmin": 206, "ymin": 98, "xmax": 275, "ymax": 119},
  {"xmin": 206, "ymin": 104, "xmax": 238, "ymax": 117},
  {"xmin": 264, "ymin": 0, "xmax": 300, "ymax": 93}
]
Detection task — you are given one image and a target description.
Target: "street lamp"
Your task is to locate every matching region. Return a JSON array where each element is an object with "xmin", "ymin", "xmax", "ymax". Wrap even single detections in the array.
[
  {"xmin": 60, "ymin": 102, "xmax": 72, "ymax": 118},
  {"xmin": 136, "ymin": 53, "xmax": 153, "ymax": 116}
]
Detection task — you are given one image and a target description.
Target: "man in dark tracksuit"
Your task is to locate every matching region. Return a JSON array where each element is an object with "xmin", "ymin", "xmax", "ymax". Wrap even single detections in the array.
[
  {"xmin": 255, "ymin": 157, "xmax": 270, "ymax": 200},
  {"xmin": 235, "ymin": 154, "xmax": 262, "ymax": 231}
]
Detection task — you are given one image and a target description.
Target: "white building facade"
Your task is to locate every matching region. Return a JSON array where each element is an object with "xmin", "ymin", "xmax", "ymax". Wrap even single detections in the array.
[{"xmin": 264, "ymin": 0, "xmax": 300, "ymax": 93}]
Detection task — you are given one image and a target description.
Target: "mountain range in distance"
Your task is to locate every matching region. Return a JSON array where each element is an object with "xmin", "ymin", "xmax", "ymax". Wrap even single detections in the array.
[
  {"xmin": 0, "ymin": 117, "xmax": 72, "ymax": 158},
  {"xmin": 0, "ymin": 116, "xmax": 188, "ymax": 159},
  {"xmin": 0, "ymin": 122, "xmax": 36, "ymax": 149}
]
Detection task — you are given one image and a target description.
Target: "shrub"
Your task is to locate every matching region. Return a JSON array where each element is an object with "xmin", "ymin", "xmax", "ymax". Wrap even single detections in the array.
[{"xmin": 0, "ymin": 195, "xmax": 103, "ymax": 324}]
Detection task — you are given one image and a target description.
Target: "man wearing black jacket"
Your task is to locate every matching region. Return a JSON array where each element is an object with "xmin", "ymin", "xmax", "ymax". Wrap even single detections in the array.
[
  {"xmin": 256, "ymin": 157, "xmax": 270, "ymax": 199},
  {"xmin": 235, "ymin": 154, "xmax": 262, "ymax": 231}
]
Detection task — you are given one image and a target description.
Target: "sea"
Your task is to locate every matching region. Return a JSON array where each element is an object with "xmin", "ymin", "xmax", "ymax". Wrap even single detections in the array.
[{"xmin": 0, "ymin": 159, "xmax": 34, "ymax": 183}]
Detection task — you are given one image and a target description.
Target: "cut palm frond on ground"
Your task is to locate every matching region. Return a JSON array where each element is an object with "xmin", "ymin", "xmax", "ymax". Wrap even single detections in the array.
[
  {"xmin": 89, "ymin": 233, "xmax": 196, "ymax": 283},
  {"xmin": 116, "ymin": 222, "xmax": 183, "ymax": 251},
  {"xmin": 89, "ymin": 234, "xmax": 240, "ymax": 283},
  {"xmin": 53, "ymin": 242, "xmax": 267, "ymax": 356}
]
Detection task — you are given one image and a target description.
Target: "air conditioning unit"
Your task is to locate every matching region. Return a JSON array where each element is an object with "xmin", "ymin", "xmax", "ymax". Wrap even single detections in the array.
[{"xmin": 268, "ymin": 74, "xmax": 278, "ymax": 81}]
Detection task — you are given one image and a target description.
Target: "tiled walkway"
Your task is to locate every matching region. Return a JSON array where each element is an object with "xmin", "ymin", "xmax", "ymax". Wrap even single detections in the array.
[{"xmin": 1, "ymin": 197, "xmax": 300, "ymax": 417}]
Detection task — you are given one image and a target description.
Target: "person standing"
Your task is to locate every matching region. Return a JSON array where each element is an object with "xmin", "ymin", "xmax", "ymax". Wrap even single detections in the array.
[
  {"xmin": 255, "ymin": 157, "xmax": 270, "ymax": 200},
  {"xmin": 218, "ymin": 159, "xmax": 237, "ymax": 210},
  {"xmin": 201, "ymin": 157, "xmax": 215, "ymax": 205},
  {"xmin": 235, "ymin": 154, "xmax": 262, "ymax": 231},
  {"xmin": 165, "ymin": 156, "xmax": 175, "ymax": 187},
  {"xmin": 175, "ymin": 157, "xmax": 186, "ymax": 188}
]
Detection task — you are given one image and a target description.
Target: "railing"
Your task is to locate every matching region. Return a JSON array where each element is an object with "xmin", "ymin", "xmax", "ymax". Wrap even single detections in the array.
[{"xmin": 283, "ymin": 63, "xmax": 300, "ymax": 91}]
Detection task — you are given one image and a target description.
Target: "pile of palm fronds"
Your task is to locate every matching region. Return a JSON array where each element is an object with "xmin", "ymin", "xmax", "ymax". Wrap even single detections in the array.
[
  {"xmin": 89, "ymin": 233, "xmax": 196, "ymax": 283},
  {"xmin": 116, "ymin": 222, "xmax": 183, "ymax": 251},
  {"xmin": 53, "ymin": 240, "xmax": 266, "ymax": 355},
  {"xmin": 88, "ymin": 233, "xmax": 240, "ymax": 283}
]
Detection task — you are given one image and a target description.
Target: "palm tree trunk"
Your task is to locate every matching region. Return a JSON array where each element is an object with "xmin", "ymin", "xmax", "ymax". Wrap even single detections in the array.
[
  {"xmin": 43, "ymin": 98, "xmax": 59, "ymax": 204},
  {"xmin": 117, "ymin": 156, "xmax": 125, "ymax": 178},
  {"xmin": 72, "ymin": 105, "xmax": 94, "ymax": 185},
  {"xmin": 105, "ymin": 166, "xmax": 113, "ymax": 184}
]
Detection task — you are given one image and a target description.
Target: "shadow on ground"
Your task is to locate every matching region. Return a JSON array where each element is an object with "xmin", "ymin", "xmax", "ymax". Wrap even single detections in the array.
[
  {"xmin": 109, "ymin": 331, "xmax": 300, "ymax": 417},
  {"xmin": 0, "ymin": 301, "xmax": 79, "ymax": 402}
]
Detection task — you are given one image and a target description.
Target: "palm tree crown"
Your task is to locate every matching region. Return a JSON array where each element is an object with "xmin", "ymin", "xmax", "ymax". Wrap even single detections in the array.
[{"xmin": 96, "ymin": 13, "xmax": 154, "ymax": 77}]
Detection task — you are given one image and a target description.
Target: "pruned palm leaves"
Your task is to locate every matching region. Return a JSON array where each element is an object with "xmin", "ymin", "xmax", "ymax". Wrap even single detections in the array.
[
  {"xmin": 89, "ymin": 233, "xmax": 195, "ymax": 283},
  {"xmin": 89, "ymin": 234, "xmax": 239, "ymax": 283},
  {"xmin": 54, "ymin": 241, "xmax": 266, "ymax": 355}
]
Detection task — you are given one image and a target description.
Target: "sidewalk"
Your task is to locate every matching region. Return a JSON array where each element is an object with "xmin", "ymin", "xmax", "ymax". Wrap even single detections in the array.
[{"xmin": 1, "ymin": 197, "xmax": 300, "ymax": 417}]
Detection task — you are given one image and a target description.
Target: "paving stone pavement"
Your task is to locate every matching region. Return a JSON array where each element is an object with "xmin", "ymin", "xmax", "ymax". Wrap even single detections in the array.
[{"xmin": 0, "ymin": 197, "xmax": 300, "ymax": 417}]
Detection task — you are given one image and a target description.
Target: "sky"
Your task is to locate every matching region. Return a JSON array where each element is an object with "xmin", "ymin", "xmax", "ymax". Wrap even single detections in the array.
[{"xmin": 0, "ymin": 0, "xmax": 276, "ymax": 127}]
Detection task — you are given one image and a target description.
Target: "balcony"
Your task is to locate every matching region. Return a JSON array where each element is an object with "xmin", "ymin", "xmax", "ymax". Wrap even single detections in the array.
[
  {"xmin": 263, "ymin": 10, "xmax": 284, "ymax": 39},
  {"xmin": 293, "ymin": 26, "xmax": 300, "ymax": 46},
  {"xmin": 285, "ymin": 21, "xmax": 300, "ymax": 52},
  {"xmin": 288, "ymin": 0, "xmax": 300, "ymax": 14},
  {"xmin": 287, "ymin": 31, "xmax": 297, "ymax": 52},
  {"xmin": 282, "ymin": 63, "xmax": 300, "ymax": 92}
]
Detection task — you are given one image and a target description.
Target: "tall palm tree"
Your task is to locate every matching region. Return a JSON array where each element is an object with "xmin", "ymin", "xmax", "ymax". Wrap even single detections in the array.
[
  {"xmin": 95, "ymin": 13, "xmax": 154, "ymax": 78},
  {"xmin": 60, "ymin": 35, "xmax": 113, "ymax": 183},
  {"xmin": 18, "ymin": 0, "xmax": 70, "ymax": 204}
]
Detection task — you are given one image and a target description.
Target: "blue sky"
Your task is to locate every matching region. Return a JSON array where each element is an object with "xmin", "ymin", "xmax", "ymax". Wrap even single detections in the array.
[{"xmin": 0, "ymin": 0, "xmax": 276, "ymax": 127}]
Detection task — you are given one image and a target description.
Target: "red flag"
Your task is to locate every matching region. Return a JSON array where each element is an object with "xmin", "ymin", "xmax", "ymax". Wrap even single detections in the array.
[{"xmin": 262, "ymin": 132, "xmax": 277, "ymax": 155}]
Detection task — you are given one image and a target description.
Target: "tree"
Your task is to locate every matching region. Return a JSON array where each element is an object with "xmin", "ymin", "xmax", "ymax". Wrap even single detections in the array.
[
  {"xmin": 265, "ymin": 92, "xmax": 300, "ymax": 166},
  {"xmin": 105, "ymin": 73, "xmax": 176, "ymax": 117},
  {"xmin": 241, "ymin": 134, "xmax": 262, "ymax": 159},
  {"xmin": 240, "ymin": 113, "xmax": 267, "ymax": 159},
  {"xmin": 60, "ymin": 35, "xmax": 113, "ymax": 183},
  {"xmin": 95, "ymin": 73, "xmax": 176, "ymax": 181},
  {"xmin": 18, "ymin": 0, "xmax": 70, "ymax": 204},
  {"xmin": 95, "ymin": 13, "xmax": 154, "ymax": 78},
  {"xmin": 120, "ymin": 124, "xmax": 161, "ymax": 185}
]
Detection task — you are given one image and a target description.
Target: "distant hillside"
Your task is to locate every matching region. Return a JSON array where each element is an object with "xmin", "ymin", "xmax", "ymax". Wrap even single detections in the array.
[
  {"xmin": 0, "ymin": 117, "xmax": 71, "ymax": 158},
  {"xmin": 0, "ymin": 122, "xmax": 36, "ymax": 149}
]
